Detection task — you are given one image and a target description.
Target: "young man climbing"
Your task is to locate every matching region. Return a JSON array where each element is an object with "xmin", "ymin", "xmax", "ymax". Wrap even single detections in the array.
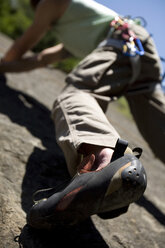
[{"xmin": 0, "ymin": 0, "xmax": 164, "ymax": 228}]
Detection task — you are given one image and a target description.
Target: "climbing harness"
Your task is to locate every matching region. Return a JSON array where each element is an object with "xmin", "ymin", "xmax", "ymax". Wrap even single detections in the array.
[
  {"xmin": 110, "ymin": 17, "xmax": 144, "ymax": 86},
  {"xmin": 98, "ymin": 16, "xmax": 145, "ymax": 91},
  {"xmin": 99, "ymin": 16, "xmax": 145, "ymax": 58},
  {"xmin": 99, "ymin": 16, "xmax": 165, "ymax": 95}
]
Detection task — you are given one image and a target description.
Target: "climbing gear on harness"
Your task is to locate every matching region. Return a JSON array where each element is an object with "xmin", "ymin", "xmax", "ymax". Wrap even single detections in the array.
[
  {"xmin": 98, "ymin": 16, "xmax": 145, "ymax": 89},
  {"xmin": 122, "ymin": 38, "xmax": 144, "ymax": 57},
  {"xmin": 110, "ymin": 17, "xmax": 144, "ymax": 85},
  {"xmin": 110, "ymin": 16, "xmax": 144, "ymax": 57},
  {"xmin": 27, "ymin": 139, "xmax": 147, "ymax": 229}
]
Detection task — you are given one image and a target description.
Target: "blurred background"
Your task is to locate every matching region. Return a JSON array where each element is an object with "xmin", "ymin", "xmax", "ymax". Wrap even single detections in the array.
[
  {"xmin": 0, "ymin": 0, "xmax": 80, "ymax": 73},
  {"xmin": 0, "ymin": 0, "xmax": 164, "ymax": 90}
]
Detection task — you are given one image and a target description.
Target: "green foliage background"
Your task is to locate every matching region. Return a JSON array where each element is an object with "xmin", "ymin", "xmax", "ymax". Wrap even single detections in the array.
[
  {"xmin": 0, "ymin": 0, "xmax": 79, "ymax": 72},
  {"xmin": 0, "ymin": 0, "xmax": 58, "ymax": 53},
  {"xmin": 0, "ymin": 0, "xmax": 32, "ymax": 39}
]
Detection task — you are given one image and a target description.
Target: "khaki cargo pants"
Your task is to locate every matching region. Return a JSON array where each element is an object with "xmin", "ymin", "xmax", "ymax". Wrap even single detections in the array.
[{"xmin": 52, "ymin": 23, "xmax": 165, "ymax": 176}]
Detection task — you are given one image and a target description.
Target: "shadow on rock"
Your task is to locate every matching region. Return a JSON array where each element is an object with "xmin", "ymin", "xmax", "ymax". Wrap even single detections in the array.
[
  {"xmin": 0, "ymin": 74, "xmax": 58, "ymax": 150},
  {"xmin": 21, "ymin": 146, "xmax": 70, "ymax": 213},
  {"xmin": 0, "ymin": 75, "xmax": 68, "ymax": 210},
  {"xmin": 16, "ymin": 220, "xmax": 109, "ymax": 248},
  {"xmin": 0, "ymin": 74, "xmax": 109, "ymax": 248},
  {"xmin": 136, "ymin": 196, "xmax": 165, "ymax": 226}
]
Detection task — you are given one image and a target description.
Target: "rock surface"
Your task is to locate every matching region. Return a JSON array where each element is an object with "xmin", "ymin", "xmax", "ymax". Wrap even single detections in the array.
[{"xmin": 0, "ymin": 33, "xmax": 165, "ymax": 248}]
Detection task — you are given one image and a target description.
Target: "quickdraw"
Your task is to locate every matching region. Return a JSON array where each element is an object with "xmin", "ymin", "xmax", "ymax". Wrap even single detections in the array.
[{"xmin": 110, "ymin": 17, "xmax": 144, "ymax": 57}]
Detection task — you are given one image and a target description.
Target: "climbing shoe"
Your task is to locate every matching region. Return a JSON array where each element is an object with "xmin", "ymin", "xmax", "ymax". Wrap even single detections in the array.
[{"xmin": 27, "ymin": 139, "xmax": 147, "ymax": 229}]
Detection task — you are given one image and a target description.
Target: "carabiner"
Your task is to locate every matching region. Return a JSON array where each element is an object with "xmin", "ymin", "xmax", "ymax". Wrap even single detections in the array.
[
  {"xmin": 135, "ymin": 38, "xmax": 144, "ymax": 56},
  {"xmin": 123, "ymin": 38, "xmax": 144, "ymax": 57}
]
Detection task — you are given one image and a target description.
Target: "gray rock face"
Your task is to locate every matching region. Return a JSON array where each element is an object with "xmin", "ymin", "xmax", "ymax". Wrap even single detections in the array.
[{"xmin": 0, "ymin": 33, "xmax": 165, "ymax": 248}]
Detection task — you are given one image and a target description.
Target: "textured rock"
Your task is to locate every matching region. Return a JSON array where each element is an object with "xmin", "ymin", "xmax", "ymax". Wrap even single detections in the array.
[{"xmin": 0, "ymin": 33, "xmax": 165, "ymax": 248}]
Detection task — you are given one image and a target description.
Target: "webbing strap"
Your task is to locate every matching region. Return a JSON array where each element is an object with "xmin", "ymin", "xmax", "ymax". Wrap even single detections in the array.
[{"xmin": 129, "ymin": 54, "xmax": 141, "ymax": 84}]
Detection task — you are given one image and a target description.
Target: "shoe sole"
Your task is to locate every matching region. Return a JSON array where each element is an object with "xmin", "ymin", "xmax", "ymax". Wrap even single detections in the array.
[{"xmin": 27, "ymin": 154, "xmax": 147, "ymax": 229}]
